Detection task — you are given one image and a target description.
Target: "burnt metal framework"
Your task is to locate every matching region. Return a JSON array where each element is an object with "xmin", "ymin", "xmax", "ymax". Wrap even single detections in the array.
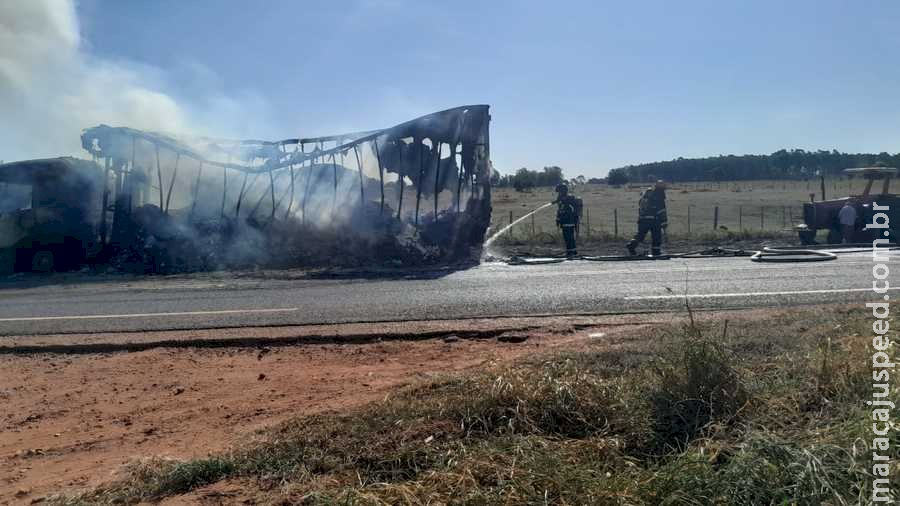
[{"xmin": 79, "ymin": 105, "xmax": 492, "ymax": 242}]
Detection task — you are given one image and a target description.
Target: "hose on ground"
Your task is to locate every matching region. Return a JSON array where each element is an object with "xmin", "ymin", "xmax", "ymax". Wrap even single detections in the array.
[
  {"xmin": 505, "ymin": 256, "xmax": 566, "ymax": 265},
  {"xmin": 499, "ymin": 243, "xmax": 896, "ymax": 265},
  {"xmin": 748, "ymin": 247, "xmax": 836, "ymax": 263}
]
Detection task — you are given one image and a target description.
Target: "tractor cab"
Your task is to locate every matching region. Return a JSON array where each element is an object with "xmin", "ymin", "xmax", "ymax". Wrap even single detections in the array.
[
  {"xmin": 0, "ymin": 157, "xmax": 104, "ymax": 273},
  {"xmin": 797, "ymin": 167, "xmax": 899, "ymax": 244}
]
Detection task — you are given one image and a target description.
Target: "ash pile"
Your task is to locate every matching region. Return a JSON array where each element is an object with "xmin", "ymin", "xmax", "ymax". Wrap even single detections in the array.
[{"xmin": 0, "ymin": 106, "xmax": 492, "ymax": 274}]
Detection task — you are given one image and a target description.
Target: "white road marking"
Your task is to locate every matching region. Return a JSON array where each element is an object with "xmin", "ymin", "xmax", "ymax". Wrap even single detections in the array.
[
  {"xmin": 626, "ymin": 287, "xmax": 900, "ymax": 300},
  {"xmin": 0, "ymin": 307, "xmax": 299, "ymax": 322}
]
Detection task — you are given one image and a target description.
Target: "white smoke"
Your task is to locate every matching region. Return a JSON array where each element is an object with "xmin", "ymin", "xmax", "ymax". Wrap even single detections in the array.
[{"xmin": 0, "ymin": 0, "xmax": 267, "ymax": 163}]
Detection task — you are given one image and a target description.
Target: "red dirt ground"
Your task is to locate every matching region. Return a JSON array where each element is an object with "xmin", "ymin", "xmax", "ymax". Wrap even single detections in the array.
[{"xmin": 1, "ymin": 316, "xmax": 663, "ymax": 504}]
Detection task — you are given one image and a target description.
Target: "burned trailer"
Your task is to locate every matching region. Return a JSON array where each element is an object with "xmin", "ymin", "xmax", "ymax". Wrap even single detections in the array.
[
  {"xmin": 79, "ymin": 105, "xmax": 492, "ymax": 272},
  {"xmin": 0, "ymin": 157, "xmax": 105, "ymax": 273}
]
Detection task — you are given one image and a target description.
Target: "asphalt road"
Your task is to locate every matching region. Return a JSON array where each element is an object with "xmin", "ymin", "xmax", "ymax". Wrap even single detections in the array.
[{"xmin": 0, "ymin": 249, "xmax": 893, "ymax": 336}]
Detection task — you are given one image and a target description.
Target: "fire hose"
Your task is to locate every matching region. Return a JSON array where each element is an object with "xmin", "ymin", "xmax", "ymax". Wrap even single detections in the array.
[
  {"xmin": 502, "ymin": 243, "xmax": 895, "ymax": 266},
  {"xmin": 667, "ymin": 246, "xmax": 837, "ymax": 262},
  {"xmin": 747, "ymin": 247, "xmax": 836, "ymax": 262}
]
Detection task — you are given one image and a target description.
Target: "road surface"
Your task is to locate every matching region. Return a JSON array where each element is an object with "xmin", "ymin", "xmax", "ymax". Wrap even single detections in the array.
[{"xmin": 0, "ymin": 249, "xmax": 892, "ymax": 336}]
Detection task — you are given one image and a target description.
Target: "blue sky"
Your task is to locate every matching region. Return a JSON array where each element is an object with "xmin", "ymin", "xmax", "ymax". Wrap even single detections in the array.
[{"xmin": 72, "ymin": 0, "xmax": 900, "ymax": 177}]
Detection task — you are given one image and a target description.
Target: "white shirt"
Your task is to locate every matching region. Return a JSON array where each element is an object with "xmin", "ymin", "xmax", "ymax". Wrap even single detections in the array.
[{"xmin": 838, "ymin": 204, "xmax": 857, "ymax": 226}]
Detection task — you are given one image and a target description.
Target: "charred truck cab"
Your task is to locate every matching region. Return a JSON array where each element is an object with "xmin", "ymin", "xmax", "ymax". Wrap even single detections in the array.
[
  {"xmin": 0, "ymin": 157, "xmax": 104, "ymax": 273},
  {"xmin": 797, "ymin": 167, "xmax": 899, "ymax": 245}
]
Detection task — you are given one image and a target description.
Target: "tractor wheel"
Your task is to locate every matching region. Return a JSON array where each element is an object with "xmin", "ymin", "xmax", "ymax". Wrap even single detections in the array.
[
  {"xmin": 887, "ymin": 227, "xmax": 900, "ymax": 244},
  {"xmin": 826, "ymin": 227, "xmax": 842, "ymax": 245},
  {"xmin": 798, "ymin": 229, "xmax": 817, "ymax": 245},
  {"xmin": 31, "ymin": 250, "xmax": 55, "ymax": 273},
  {"xmin": 0, "ymin": 249, "xmax": 14, "ymax": 275}
]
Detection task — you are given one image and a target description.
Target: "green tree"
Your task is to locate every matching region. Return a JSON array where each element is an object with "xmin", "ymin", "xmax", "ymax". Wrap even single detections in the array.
[
  {"xmin": 607, "ymin": 168, "xmax": 628, "ymax": 185},
  {"xmin": 512, "ymin": 167, "xmax": 535, "ymax": 191},
  {"xmin": 539, "ymin": 166, "xmax": 565, "ymax": 187}
]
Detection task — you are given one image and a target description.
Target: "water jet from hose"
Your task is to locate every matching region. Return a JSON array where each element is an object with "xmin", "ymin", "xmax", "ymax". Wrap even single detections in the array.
[{"xmin": 483, "ymin": 202, "xmax": 554, "ymax": 259}]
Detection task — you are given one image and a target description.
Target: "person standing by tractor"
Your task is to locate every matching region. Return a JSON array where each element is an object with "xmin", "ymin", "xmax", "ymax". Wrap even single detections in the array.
[
  {"xmin": 838, "ymin": 199, "xmax": 857, "ymax": 243},
  {"xmin": 554, "ymin": 183, "xmax": 582, "ymax": 257},
  {"xmin": 627, "ymin": 180, "xmax": 668, "ymax": 256}
]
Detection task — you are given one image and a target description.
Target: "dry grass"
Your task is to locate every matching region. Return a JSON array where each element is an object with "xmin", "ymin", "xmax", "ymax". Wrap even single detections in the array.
[
  {"xmin": 489, "ymin": 179, "xmax": 860, "ymax": 246},
  {"xmin": 53, "ymin": 306, "xmax": 894, "ymax": 505}
]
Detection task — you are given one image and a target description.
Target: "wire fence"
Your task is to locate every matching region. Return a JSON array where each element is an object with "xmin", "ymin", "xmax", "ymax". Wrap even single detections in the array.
[{"xmin": 491, "ymin": 204, "xmax": 806, "ymax": 241}]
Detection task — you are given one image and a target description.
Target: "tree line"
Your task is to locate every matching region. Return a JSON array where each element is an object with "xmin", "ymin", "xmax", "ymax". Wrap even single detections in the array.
[
  {"xmin": 491, "ymin": 166, "xmax": 567, "ymax": 190},
  {"xmin": 611, "ymin": 149, "xmax": 900, "ymax": 183},
  {"xmin": 491, "ymin": 149, "xmax": 899, "ymax": 189}
]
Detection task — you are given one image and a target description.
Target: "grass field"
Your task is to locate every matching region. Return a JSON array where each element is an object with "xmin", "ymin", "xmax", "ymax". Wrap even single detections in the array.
[
  {"xmin": 490, "ymin": 178, "xmax": 865, "ymax": 237},
  {"xmin": 54, "ymin": 305, "xmax": 894, "ymax": 505},
  {"xmin": 488, "ymin": 178, "xmax": 862, "ymax": 255}
]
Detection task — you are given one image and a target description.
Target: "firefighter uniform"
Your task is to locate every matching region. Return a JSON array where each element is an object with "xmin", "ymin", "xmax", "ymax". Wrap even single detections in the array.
[
  {"xmin": 627, "ymin": 183, "xmax": 667, "ymax": 256},
  {"xmin": 555, "ymin": 184, "xmax": 582, "ymax": 257}
]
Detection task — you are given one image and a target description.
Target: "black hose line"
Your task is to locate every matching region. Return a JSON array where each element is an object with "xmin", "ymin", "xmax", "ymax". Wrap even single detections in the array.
[
  {"xmin": 581, "ymin": 254, "xmax": 672, "ymax": 262},
  {"xmin": 505, "ymin": 257, "xmax": 567, "ymax": 265},
  {"xmin": 498, "ymin": 243, "xmax": 897, "ymax": 266}
]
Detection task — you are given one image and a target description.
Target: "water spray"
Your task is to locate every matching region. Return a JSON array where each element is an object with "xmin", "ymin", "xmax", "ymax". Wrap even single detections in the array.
[{"xmin": 483, "ymin": 201, "xmax": 554, "ymax": 258}]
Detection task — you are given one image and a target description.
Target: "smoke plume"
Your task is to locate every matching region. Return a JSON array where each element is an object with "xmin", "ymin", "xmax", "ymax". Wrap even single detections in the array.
[{"xmin": 0, "ymin": 0, "xmax": 265, "ymax": 163}]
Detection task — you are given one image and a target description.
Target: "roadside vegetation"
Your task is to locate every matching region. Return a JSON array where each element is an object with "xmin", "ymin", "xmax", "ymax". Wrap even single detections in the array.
[{"xmin": 55, "ymin": 306, "xmax": 893, "ymax": 505}]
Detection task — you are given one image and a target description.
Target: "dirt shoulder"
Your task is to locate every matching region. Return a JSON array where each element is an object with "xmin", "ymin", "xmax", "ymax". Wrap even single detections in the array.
[
  {"xmin": 0, "ymin": 308, "xmax": 800, "ymax": 504},
  {"xmin": 0, "ymin": 314, "xmax": 661, "ymax": 353}
]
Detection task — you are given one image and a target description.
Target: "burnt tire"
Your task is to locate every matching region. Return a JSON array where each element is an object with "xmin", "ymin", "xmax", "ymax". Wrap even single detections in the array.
[{"xmin": 30, "ymin": 250, "xmax": 54, "ymax": 273}]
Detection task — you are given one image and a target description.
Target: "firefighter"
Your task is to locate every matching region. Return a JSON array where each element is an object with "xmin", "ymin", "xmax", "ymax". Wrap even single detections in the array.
[
  {"xmin": 627, "ymin": 180, "xmax": 667, "ymax": 256},
  {"xmin": 555, "ymin": 183, "xmax": 582, "ymax": 257}
]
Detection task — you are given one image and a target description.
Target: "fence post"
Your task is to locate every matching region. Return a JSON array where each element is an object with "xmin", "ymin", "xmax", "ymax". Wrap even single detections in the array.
[
  {"xmin": 586, "ymin": 207, "xmax": 591, "ymax": 238},
  {"xmin": 613, "ymin": 209, "xmax": 619, "ymax": 238},
  {"xmin": 687, "ymin": 205, "xmax": 692, "ymax": 235},
  {"xmin": 713, "ymin": 206, "xmax": 719, "ymax": 230},
  {"xmin": 739, "ymin": 206, "xmax": 743, "ymax": 230},
  {"xmin": 760, "ymin": 206, "xmax": 764, "ymax": 230},
  {"xmin": 781, "ymin": 206, "xmax": 786, "ymax": 228},
  {"xmin": 508, "ymin": 211, "xmax": 514, "ymax": 239},
  {"xmin": 531, "ymin": 212, "xmax": 536, "ymax": 238}
]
